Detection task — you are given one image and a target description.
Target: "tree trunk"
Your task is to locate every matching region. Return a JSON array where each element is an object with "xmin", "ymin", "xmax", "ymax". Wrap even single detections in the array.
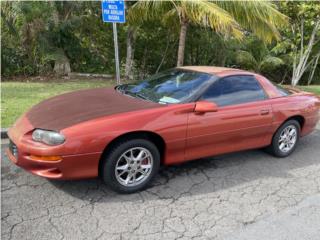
[
  {"xmin": 54, "ymin": 59, "xmax": 71, "ymax": 76},
  {"xmin": 308, "ymin": 54, "xmax": 320, "ymax": 85},
  {"xmin": 291, "ymin": 19, "xmax": 320, "ymax": 86},
  {"xmin": 177, "ymin": 21, "xmax": 188, "ymax": 67},
  {"xmin": 51, "ymin": 2, "xmax": 71, "ymax": 76},
  {"xmin": 125, "ymin": 26, "xmax": 136, "ymax": 81},
  {"xmin": 53, "ymin": 50, "xmax": 71, "ymax": 76},
  {"xmin": 141, "ymin": 47, "xmax": 148, "ymax": 78},
  {"xmin": 156, "ymin": 36, "xmax": 170, "ymax": 73}
]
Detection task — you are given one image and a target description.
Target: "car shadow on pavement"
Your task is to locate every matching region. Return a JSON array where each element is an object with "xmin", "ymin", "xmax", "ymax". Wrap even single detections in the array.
[{"xmin": 47, "ymin": 130, "xmax": 320, "ymax": 203}]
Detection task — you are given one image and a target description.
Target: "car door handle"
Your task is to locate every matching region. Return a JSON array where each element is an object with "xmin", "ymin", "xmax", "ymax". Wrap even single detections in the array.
[{"xmin": 260, "ymin": 109, "xmax": 270, "ymax": 115}]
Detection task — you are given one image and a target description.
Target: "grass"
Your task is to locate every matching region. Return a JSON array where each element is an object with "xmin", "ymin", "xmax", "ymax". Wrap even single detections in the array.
[
  {"xmin": 1, "ymin": 80, "xmax": 320, "ymax": 128},
  {"xmin": 297, "ymin": 85, "xmax": 320, "ymax": 96},
  {"xmin": 1, "ymin": 80, "xmax": 113, "ymax": 128}
]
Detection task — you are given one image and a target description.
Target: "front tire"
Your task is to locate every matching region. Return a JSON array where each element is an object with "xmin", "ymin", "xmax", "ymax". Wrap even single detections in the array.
[
  {"xmin": 268, "ymin": 120, "xmax": 300, "ymax": 158},
  {"xmin": 101, "ymin": 139, "xmax": 160, "ymax": 193}
]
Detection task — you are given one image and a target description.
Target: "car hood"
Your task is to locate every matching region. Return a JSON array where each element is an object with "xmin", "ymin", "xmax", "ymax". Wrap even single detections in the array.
[{"xmin": 26, "ymin": 87, "xmax": 163, "ymax": 131}]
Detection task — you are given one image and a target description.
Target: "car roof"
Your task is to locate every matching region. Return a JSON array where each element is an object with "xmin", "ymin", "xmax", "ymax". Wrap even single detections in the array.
[{"xmin": 177, "ymin": 66, "xmax": 254, "ymax": 77}]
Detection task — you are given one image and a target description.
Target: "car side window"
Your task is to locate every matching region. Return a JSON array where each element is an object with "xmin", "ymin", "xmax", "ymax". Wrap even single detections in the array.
[{"xmin": 201, "ymin": 75, "xmax": 266, "ymax": 107}]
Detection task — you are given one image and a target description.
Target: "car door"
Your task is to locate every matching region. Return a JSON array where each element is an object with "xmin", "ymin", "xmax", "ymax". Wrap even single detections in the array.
[{"xmin": 185, "ymin": 75, "xmax": 273, "ymax": 161}]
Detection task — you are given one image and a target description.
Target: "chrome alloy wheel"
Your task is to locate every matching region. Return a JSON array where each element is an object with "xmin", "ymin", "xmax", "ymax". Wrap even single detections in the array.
[
  {"xmin": 115, "ymin": 147, "xmax": 153, "ymax": 187},
  {"xmin": 278, "ymin": 125, "xmax": 297, "ymax": 153}
]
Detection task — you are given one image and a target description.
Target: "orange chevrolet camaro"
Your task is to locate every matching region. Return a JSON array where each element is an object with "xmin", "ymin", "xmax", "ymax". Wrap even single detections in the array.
[{"xmin": 6, "ymin": 66, "xmax": 320, "ymax": 193}]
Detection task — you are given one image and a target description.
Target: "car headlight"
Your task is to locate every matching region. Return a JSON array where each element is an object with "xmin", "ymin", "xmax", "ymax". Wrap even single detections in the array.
[{"xmin": 32, "ymin": 129, "xmax": 65, "ymax": 146}]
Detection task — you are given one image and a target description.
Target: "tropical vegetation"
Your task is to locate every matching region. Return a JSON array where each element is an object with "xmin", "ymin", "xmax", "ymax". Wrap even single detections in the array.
[{"xmin": 1, "ymin": 1, "xmax": 320, "ymax": 85}]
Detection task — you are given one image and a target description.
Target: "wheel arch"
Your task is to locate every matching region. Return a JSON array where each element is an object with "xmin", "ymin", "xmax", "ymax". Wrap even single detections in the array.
[
  {"xmin": 268, "ymin": 115, "xmax": 305, "ymax": 146},
  {"xmin": 284, "ymin": 115, "xmax": 305, "ymax": 130},
  {"xmin": 271, "ymin": 115, "xmax": 305, "ymax": 143},
  {"xmin": 98, "ymin": 131, "xmax": 166, "ymax": 177}
]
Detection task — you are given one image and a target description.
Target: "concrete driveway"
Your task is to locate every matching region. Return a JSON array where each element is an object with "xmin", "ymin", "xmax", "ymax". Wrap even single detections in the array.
[{"xmin": 2, "ymin": 127, "xmax": 320, "ymax": 240}]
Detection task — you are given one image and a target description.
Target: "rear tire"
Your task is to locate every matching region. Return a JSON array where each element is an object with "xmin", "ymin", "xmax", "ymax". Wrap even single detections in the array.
[
  {"xmin": 268, "ymin": 120, "xmax": 300, "ymax": 158},
  {"xmin": 101, "ymin": 139, "xmax": 160, "ymax": 194}
]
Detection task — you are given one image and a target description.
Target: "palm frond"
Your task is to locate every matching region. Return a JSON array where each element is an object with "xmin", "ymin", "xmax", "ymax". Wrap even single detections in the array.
[
  {"xmin": 235, "ymin": 50, "xmax": 258, "ymax": 70},
  {"xmin": 127, "ymin": 0, "xmax": 175, "ymax": 25},
  {"xmin": 128, "ymin": 0, "xmax": 287, "ymax": 43},
  {"xmin": 182, "ymin": 0, "xmax": 243, "ymax": 39},
  {"xmin": 259, "ymin": 56, "xmax": 285, "ymax": 72},
  {"xmin": 215, "ymin": 0, "xmax": 289, "ymax": 43},
  {"xmin": 242, "ymin": 37, "xmax": 268, "ymax": 62},
  {"xmin": 270, "ymin": 39, "xmax": 294, "ymax": 55},
  {"xmin": 162, "ymin": 8, "xmax": 180, "ymax": 28}
]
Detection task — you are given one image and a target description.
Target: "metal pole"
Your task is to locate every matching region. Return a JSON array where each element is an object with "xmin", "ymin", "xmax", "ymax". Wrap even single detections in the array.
[{"xmin": 113, "ymin": 22, "xmax": 121, "ymax": 85}]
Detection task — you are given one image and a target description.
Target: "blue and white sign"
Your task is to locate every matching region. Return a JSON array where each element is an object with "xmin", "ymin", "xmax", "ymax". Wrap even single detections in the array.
[{"xmin": 101, "ymin": 0, "xmax": 125, "ymax": 23}]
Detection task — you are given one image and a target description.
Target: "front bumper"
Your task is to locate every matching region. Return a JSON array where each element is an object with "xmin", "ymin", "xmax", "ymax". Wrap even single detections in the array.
[
  {"xmin": 6, "ymin": 145, "xmax": 101, "ymax": 179},
  {"xmin": 6, "ymin": 115, "xmax": 101, "ymax": 180}
]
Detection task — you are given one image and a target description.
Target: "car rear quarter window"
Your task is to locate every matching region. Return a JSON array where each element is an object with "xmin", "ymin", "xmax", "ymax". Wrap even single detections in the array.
[
  {"xmin": 270, "ymin": 82, "xmax": 291, "ymax": 96},
  {"xmin": 201, "ymin": 75, "xmax": 266, "ymax": 107}
]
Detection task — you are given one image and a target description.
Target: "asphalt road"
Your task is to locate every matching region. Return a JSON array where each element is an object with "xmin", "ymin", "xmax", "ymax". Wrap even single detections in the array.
[{"xmin": 2, "ymin": 127, "xmax": 320, "ymax": 240}]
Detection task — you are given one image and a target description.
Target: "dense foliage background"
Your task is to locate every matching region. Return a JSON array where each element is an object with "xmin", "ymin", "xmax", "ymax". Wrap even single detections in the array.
[{"xmin": 1, "ymin": 1, "xmax": 320, "ymax": 85}]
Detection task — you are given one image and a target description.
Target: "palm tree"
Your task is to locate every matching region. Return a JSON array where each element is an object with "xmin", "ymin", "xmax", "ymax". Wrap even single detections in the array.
[
  {"xmin": 128, "ymin": 0, "xmax": 288, "ymax": 67},
  {"xmin": 234, "ymin": 38, "xmax": 287, "ymax": 82}
]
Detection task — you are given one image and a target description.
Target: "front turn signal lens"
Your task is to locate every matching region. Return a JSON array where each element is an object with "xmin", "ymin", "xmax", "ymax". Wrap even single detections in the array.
[{"xmin": 29, "ymin": 155, "xmax": 62, "ymax": 162}]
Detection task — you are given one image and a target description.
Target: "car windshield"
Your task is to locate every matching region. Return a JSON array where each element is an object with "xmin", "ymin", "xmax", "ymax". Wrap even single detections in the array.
[{"xmin": 117, "ymin": 69, "xmax": 212, "ymax": 104}]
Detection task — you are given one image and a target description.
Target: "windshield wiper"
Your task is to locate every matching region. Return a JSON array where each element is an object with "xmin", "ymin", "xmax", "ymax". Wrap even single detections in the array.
[
  {"xmin": 126, "ymin": 91, "xmax": 149, "ymax": 101},
  {"xmin": 116, "ymin": 85, "xmax": 152, "ymax": 102}
]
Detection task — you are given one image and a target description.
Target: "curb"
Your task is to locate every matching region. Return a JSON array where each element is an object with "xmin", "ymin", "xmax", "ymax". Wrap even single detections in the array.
[{"xmin": 1, "ymin": 128, "xmax": 8, "ymax": 139}]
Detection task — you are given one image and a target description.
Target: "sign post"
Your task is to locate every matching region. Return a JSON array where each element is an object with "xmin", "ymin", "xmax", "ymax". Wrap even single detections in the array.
[
  {"xmin": 112, "ymin": 22, "xmax": 120, "ymax": 85},
  {"xmin": 101, "ymin": 0, "xmax": 125, "ymax": 85}
]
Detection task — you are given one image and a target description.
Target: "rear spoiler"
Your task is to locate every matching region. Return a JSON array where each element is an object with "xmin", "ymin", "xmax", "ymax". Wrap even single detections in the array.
[
  {"xmin": 283, "ymin": 85, "xmax": 316, "ymax": 96},
  {"xmin": 283, "ymin": 86, "xmax": 303, "ymax": 94}
]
